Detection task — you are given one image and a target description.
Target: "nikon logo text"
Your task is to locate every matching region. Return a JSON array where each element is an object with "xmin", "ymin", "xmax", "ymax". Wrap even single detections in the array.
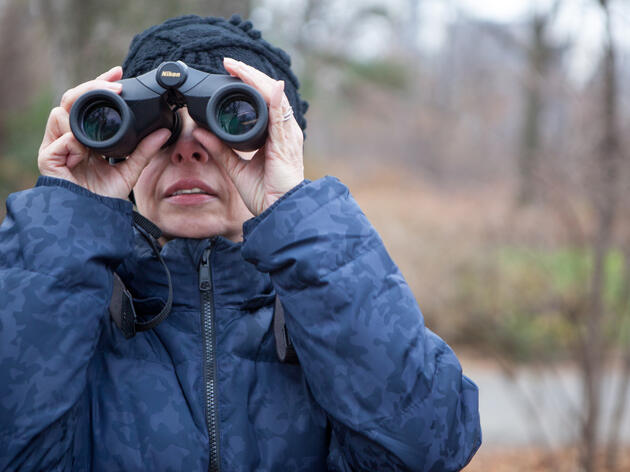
[{"xmin": 161, "ymin": 71, "xmax": 181, "ymax": 77}]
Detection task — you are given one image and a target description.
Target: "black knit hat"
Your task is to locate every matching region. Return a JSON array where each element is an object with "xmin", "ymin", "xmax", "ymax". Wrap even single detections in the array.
[{"xmin": 122, "ymin": 14, "xmax": 308, "ymax": 132}]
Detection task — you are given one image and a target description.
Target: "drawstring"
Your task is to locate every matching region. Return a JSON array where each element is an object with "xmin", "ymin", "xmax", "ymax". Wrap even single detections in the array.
[{"xmin": 108, "ymin": 212, "xmax": 173, "ymax": 338}]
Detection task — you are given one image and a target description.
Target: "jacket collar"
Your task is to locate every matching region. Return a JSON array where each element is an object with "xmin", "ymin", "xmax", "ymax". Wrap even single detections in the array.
[{"xmin": 118, "ymin": 232, "xmax": 273, "ymax": 314}]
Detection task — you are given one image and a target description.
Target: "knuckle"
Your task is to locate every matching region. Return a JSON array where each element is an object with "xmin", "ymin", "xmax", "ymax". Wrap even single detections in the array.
[
  {"xmin": 50, "ymin": 106, "xmax": 67, "ymax": 120},
  {"xmin": 62, "ymin": 132, "xmax": 81, "ymax": 150},
  {"xmin": 60, "ymin": 89, "xmax": 75, "ymax": 108},
  {"xmin": 45, "ymin": 107, "xmax": 68, "ymax": 134}
]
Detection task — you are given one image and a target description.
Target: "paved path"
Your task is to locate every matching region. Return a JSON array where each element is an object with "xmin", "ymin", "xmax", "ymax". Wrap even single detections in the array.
[{"xmin": 463, "ymin": 361, "xmax": 630, "ymax": 448}]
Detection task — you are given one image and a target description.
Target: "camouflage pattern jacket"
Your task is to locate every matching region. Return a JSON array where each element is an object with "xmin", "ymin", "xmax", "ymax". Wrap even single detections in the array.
[{"xmin": 0, "ymin": 176, "xmax": 481, "ymax": 471}]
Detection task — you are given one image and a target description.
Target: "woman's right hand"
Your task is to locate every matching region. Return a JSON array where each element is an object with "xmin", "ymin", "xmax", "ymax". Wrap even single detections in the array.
[{"xmin": 38, "ymin": 66, "xmax": 171, "ymax": 200}]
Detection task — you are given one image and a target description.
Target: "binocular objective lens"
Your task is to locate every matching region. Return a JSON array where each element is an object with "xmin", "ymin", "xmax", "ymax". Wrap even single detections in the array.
[
  {"xmin": 217, "ymin": 98, "xmax": 258, "ymax": 135},
  {"xmin": 82, "ymin": 103, "xmax": 121, "ymax": 142}
]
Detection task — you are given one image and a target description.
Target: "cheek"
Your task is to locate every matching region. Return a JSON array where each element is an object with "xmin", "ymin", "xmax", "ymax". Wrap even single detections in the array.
[
  {"xmin": 133, "ymin": 163, "xmax": 163, "ymax": 211},
  {"xmin": 233, "ymin": 149, "xmax": 258, "ymax": 160}
]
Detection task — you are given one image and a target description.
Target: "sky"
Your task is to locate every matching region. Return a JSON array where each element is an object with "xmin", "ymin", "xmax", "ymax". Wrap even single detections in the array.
[
  {"xmin": 256, "ymin": 0, "xmax": 630, "ymax": 84},
  {"xmin": 459, "ymin": 0, "xmax": 559, "ymax": 21},
  {"xmin": 422, "ymin": 0, "xmax": 629, "ymax": 83}
]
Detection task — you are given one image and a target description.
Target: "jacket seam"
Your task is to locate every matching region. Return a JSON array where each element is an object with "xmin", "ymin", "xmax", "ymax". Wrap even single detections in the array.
[
  {"xmin": 94, "ymin": 348, "xmax": 196, "ymax": 368},
  {"xmin": 275, "ymin": 234, "xmax": 383, "ymax": 296},
  {"xmin": 36, "ymin": 176, "xmax": 133, "ymax": 214},
  {"xmin": 224, "ymin": 351, "xmax": 301, "ymax": 365}
]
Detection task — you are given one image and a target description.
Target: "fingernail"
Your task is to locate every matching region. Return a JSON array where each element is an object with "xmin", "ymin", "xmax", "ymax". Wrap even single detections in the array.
[
  {"xmin": 224, "ymin": 57, "xmax": 237, "ymax": 65},
  {"xmin": 108, "ymin": 82, "xmax": 122, "ymax": 89}
]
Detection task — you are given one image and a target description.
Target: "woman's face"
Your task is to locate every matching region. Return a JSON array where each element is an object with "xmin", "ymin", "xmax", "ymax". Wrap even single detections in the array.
[{"xmin": 133, "ymin": 109, "xmax": 254, "ymax": 242}]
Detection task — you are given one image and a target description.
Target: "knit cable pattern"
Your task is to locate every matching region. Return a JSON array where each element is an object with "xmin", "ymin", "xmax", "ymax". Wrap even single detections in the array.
[{"xmin": 122, "ymin": 14, "xmax": 308, "ymax": 132}]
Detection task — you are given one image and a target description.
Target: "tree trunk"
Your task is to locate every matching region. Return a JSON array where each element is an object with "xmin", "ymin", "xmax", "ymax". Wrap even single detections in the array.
[
  {"xmin": 581, "ymin": 1, "xmax": 620, "ymax": 470},
  {"xmin": 38, "ymin": 0, "xmax": 253, "ymax": 99},
  {"xmin": 517, "ymin": 14, "xmax": 551, "ymax": 205}
]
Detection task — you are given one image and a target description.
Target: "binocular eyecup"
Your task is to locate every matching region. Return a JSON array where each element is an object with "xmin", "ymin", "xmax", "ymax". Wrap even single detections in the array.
[{"xmin": 69, "ymin": 61, "xmax": 268, "ymax": 163}]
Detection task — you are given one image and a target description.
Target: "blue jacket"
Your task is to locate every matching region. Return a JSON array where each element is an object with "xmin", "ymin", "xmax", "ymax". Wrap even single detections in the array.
[{"xmin": 0, "ymin": 176, "xmax": 481, "ymax": 471}]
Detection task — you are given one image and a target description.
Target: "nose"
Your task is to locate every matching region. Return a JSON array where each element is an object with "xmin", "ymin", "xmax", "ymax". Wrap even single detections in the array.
[{"xmin": 169, "ymin": 110, "xmax": 210, "ymax": 165}]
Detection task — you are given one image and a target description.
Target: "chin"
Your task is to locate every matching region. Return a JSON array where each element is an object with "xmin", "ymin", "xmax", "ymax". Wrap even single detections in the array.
[{"xmin": 161, "ymin": 220, "xmax": 241, "ymax": 242}]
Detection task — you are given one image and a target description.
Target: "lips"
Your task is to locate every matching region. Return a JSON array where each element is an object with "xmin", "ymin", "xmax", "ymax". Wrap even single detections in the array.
[{"xmin": 164, "ymin": 179, "xmax": 218, "ymax": 205}]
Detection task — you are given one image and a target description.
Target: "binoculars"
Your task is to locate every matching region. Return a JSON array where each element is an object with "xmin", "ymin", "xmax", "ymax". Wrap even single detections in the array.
[{"xmin": 69, "ymin": 61, "xmax": 268, "ymax": 163}]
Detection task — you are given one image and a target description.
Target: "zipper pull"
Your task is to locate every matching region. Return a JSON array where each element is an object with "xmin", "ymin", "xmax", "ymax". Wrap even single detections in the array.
[{"xmin": 199, "ymin": 247, "xmax": 212, "ymax": 292}]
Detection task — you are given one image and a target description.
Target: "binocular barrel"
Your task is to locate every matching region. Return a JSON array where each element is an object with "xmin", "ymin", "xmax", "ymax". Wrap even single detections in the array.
[{"xmin": 69, "ymin": 61, "xmax": 268, "ymax": 160}]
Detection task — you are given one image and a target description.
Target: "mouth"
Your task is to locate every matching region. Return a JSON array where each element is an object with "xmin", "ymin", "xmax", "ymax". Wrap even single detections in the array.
[
  {"xmin": 164, "ymin": 179, "xmax": 218, "ymax": 205},
  {"xmin": 170, "ymin": 187, "xmax": 210, "ymax": 196}
]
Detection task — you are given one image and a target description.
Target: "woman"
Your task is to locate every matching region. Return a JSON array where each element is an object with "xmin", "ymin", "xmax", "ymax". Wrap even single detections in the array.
[{"xmin": 0, "ymin": 15, "xmax": 481, "ymax": 471}]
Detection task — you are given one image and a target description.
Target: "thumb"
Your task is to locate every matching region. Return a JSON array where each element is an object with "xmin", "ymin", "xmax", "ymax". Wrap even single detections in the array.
[
  {"xmin": 192, "ymin": 128, "xmax": 247, "ymax": 184},
  {"xmin": 124, "ymin": 128, "xmax": 172, "ymax": 177}
]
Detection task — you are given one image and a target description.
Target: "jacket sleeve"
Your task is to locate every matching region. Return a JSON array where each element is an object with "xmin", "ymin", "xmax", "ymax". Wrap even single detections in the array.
[
  {"xmin": 0, "ymin": 177, "xmax": 135, "ymax": 470},
  {"xmin": 241, "ymin": 177, "xmax": 481, "ymax": 471}
]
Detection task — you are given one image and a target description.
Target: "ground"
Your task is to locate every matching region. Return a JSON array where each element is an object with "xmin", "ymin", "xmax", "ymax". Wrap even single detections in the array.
[{"xmin": 465, "ymin": 447, "xmax": 630, "ymax": 471}]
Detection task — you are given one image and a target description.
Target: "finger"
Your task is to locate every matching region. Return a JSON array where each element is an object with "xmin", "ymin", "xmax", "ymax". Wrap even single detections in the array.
[
  {"xmin": 66, "ymin": 148, "xmax": 91, "ymax": 169},
  {"xmin": 55, "ymin": 132, "xmax": 88, "ymax": 157},
  {"xmin": 95, "ymin": 66, "xmax": 123, "ymax": 82},
  {"xmin": 269, "ymin": 80, "xmax": 288, "ymax": 126},
  {"xmin": 223, "ymin": 58, "xmax": 294, "ymax": 127},
  {"xmin": 268, "ymin": 80, "xmax": 292, "ymax": 136},
  {"xmin": 39, "ymin": 132, "xmax": 89, "ymax": 173},
  {"xmin": 267, "ymin": 81, "xmax": 303, "ymax": 148},
  {"xmin": 122, "ymin": 128, "xmax": 172, "ymax": 177},
  {"xmin": 60, "ymin": 79, "xmax": 122, "ymax": 112},
  {"xmin": 40, "ymin": 107, "xmax": 71, "ymax": 150},
  {"xmin": 223, "ymin": 57, "xmax": 278, "ymax": 104}
]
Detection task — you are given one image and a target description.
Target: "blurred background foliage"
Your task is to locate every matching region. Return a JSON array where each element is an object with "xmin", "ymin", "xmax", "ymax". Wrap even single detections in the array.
[{"xmin": 1, "ymin": 0, "xmax": 630, "ymax": 470}]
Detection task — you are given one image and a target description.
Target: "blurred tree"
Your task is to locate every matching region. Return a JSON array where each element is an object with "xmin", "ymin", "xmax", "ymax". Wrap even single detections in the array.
[
  {"xmin": 583, "ymin": 0, "xmax": 623, "ymax": 470},
  {"xmin": 36, "ymin": 0, "xmax": 252, "ymax": 98},
  {"xmin": 606, "ymin": 248, "xmax": 630, "ymax": 471},
  {"xmin": 271, "ymin": 0, "xmax": 396, "ymax": 87},
  {"xmin": 404, "ymin": 0, "xmax": 421, "ymax": 55},
  {"xmin": 0, "ymin": 0, "xmax": 37, "ymax": 145},
  {"xmin": 0, "ymin": 0, "xmax": 45, "ymax": 200},
  {"xmin": 0, "ymin": 1, "xmax": 36, "ymax": 112},
  {"xmin": 518, "ymin": 1, "xmax": 562, "ymax": 205},
  {"xmin": 479, "ymin": 1, "xmax": 565, "ymax": 205}
]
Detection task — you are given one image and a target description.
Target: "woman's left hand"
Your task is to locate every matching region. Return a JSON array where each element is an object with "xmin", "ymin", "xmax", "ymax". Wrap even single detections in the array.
[{"xmin": 192, "ymin": 57, "xmax": 304, "ymax": 216}]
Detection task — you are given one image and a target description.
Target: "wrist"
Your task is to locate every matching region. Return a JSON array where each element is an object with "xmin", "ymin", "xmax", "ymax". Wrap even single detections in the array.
[
  {"xmin": 262, "ymin": 173, "xmax": 304, "ymax": 213},
  {"xmin": 246, "ymin": 179, "xmax": 310, "ymax": 233}
]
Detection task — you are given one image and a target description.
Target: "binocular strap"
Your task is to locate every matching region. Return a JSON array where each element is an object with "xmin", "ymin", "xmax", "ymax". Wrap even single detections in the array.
[
  {"xmin": 109, "ymin": 212, "xmax": 298, "ymax": 366},
  {"xmin": 109, "ymin": 212, "xmax": 173, "ymax": 339}
]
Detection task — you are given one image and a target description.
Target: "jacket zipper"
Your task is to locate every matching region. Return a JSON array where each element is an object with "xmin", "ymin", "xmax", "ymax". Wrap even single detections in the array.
[{"xmin": 199, "ymin": 245, "xmax": 220, "ymax": 472}]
